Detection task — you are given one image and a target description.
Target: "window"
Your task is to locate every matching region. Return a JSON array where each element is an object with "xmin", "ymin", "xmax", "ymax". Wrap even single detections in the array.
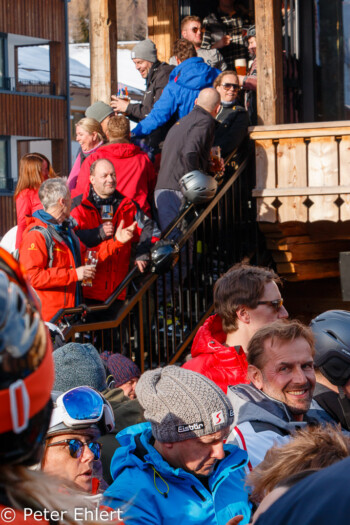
[
  {"xmin": 0, "ymin": 138, "xmax": 11, "ymax": 192},
  {"xmin": 0, "ymin": 33, "xmax": 8, "ymax": 90}
]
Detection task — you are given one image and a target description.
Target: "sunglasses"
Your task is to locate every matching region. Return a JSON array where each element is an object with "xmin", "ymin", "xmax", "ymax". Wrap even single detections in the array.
[
  {"xmin": 221, "ymin": 83, "xmax": 240, "ymax": 91},
  {"xmin": 47, "ymin": 438, "xmax": 102, "ymax": 461},
  {"xmin": 190, "ymin": 26, "xmax": 202, "ymax": 34},
  {"xmin": 257, "ymin": 298, "xmax": 284, "ymax": 312}
]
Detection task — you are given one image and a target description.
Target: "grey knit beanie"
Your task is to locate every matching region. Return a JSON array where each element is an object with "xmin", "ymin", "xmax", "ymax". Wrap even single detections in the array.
[
  {"xmin": 85, "ymin": 101, "xmax": 114, "ymax": 123},
  {"xmin": 53, "ymin": 343, "xmax": 107, "ymax": 392},
  {"xmin": 131, "ymin": 39, "xmax": 157, "ymax": 63},
  {"xmin": 135, "ymin": 365, "xmax": 234, "ymax": 442}
]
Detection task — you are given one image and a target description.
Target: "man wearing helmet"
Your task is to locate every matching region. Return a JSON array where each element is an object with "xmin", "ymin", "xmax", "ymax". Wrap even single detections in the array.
[
  {"xmin": 311, "ymin": 310, "xmax": 350, "ymax": 430},
  {"xmin": 42, "ymin": 386, "xmax": 114, "ymax": 493}
]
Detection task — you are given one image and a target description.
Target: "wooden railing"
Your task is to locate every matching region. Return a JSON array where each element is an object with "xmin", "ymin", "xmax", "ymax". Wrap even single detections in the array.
[
  {"xmin": 251, "ymin": 121, "xmax": 350, "ymax": 223},
  {"xmin": 250, "ymin": 121, "xmax": 350, "ymax": 281}
]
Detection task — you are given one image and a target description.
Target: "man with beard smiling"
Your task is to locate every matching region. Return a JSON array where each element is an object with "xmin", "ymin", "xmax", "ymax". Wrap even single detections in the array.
[{"xmin": 226, "ymin": 320, "xmax": 334, "ymax": 469}]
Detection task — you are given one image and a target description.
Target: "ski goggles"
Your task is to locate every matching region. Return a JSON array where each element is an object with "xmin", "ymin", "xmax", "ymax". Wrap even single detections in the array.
[
  {"xmin": 50, "ymin": 386, "xmax": 114, "ymax": 434},
  {"xmin": 47, "ymin": 438, "xmax": 102, "ymax": 460}
]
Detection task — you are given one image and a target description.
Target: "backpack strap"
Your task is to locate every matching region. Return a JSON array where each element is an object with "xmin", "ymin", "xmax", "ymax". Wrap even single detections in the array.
[{"xmin": 29, "ymin": 226, "xmax": 55, "ymax": 268}]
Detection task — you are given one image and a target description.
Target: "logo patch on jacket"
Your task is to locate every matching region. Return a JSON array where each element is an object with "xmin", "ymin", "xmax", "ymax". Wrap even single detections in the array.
[
  {"xmin": 177, "ymin": 421, "xmax": 204, "ymax": 433},
  {"xmin": 28, "ymin": 243, "xmax": 37, "ymax": 251}
]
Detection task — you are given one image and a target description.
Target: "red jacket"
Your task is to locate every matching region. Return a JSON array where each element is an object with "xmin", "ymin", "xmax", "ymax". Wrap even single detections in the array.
[
  {"xmin": 72, "ymin": 142, "xmax": 157, "ymax": 216},
  {"xmin": 182, "ymin": 314, "xmax": 249, "ymax": 393},
  {"xmin": 71, "ymin": 190, "xmax": 159, "ymax": 302},
  {"xmin": 15, "ymin": 188, "xmax": 43, "ymax": 249},
  {"xmin": 19, "ymin": 216, "xmax": 124, "ymax": 321}
]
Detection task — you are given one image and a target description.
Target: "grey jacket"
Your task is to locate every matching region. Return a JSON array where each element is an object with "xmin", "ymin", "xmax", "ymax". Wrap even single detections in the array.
[{"xmin": 226, "ymin": 384, "xmax": 336, "ymax": 469}]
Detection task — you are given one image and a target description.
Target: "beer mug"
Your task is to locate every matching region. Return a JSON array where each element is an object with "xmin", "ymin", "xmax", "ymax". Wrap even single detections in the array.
[
  {"xmin": 101, "ymin": 204, "xmax": 113, "ymax": 222},
  {"xmin": 235, "ymin": 58, "xmax": 247, "ymax": 76}
]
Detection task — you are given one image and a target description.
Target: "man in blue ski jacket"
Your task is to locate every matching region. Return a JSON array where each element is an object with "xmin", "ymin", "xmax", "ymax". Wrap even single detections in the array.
[
  {"xmin": 132, "ymin": 39, "xmax": 220, "ymax": 140},
  {"xmin": 103, "ymin": 365, "xmax": 251, "ymax": 525}
]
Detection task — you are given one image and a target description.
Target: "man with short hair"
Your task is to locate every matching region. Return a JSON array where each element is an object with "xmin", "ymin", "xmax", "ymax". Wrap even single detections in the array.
[
  {"xmin": 227, "ymin": 319, "xmax": 334, "ymax": 469},
  {"xmin": 155, "ymin": 87, "xmax": 221, "ymax": 234},
  {"xmin": 72, "ymin": 115, "xmax": 156, "ymax": 216},
  {"xmin": 132, "ymin": 39, "xmax": 219, "ymax": 140},
  {"xmin": 183, "ymin": 264, "xmax": 288, "ymax": 393},
  {"xmin": 19, "ymin": 178, "xmax": 133, "ymax": 321},
  {"xmin": 103, "ymin": 365, "xmax": 251, "ymax": 524},
  {"xmin": 111, "ymin": 39, "xmax": 174, "ymax": 151},
  {"xmin": 169, "ymin": 16, "xmax": 227, "ymax": 71},
  {"xmin": 71, "ymin": 158, "xmax": 160, "ymax": 305}
]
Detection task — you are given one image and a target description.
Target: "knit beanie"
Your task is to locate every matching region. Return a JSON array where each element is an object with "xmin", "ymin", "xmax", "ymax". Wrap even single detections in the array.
[
  {"xmin": 100, "ymin": 351, "xmax": 141, "ymax": 387},
  {"xmin": 85, "ymin": 101, "xmax": 114, "ymax": 123},
  {"xmin": 53, "ymin": 342, "xmax": 107, "ymax": 392},
  {"xmin": 135, "ymin": 365, "xmax": 234, "ymax": 442},
  {"xmin": 131, "ymin": 39, "xmax": 157, "ymax": 63}
]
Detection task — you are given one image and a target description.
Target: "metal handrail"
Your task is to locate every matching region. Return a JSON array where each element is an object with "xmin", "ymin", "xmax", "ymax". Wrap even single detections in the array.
[{"xmin": 52, "ymin": 154, "xmax": 249, "ymax": 330}]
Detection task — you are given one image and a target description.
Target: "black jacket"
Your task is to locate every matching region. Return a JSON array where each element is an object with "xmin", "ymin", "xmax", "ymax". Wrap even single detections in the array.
[
  {"xmin": 214, "ymin": 104, "xmax": 249, "ymax": 158},
  {"xmin": 125, "ymin": 60, "xmax": 174, "ymax": 122},
  {"xmin": 156, "ymin": 105, "xmax": 217, "ymax": 191},
  {"xmin": 126, "ymin": 61, "xmax": 175, "ymax": 151}
]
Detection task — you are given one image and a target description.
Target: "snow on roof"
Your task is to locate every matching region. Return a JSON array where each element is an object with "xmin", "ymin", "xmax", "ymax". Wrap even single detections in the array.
[{"xmin": 17, "ymin": 43, "xmax": 145, "ymax": 94}]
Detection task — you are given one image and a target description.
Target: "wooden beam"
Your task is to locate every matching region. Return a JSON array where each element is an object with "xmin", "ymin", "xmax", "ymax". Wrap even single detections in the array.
[
  {"xmin": 89, "ymin": 0, "xmax": 117, "ymax": 104},
  {"xmin": 254, "ymin": 0, "xmax": 284, "ymax": 125},
  {"xmin": 147, "ymin": 0, "xmax": 179, "ymax": 62}
]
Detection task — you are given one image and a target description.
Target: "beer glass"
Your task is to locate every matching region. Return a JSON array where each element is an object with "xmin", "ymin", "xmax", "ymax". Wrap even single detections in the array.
[{"xmin": 82, "ymin": 250, "xmax": 98, "ymax": 287}]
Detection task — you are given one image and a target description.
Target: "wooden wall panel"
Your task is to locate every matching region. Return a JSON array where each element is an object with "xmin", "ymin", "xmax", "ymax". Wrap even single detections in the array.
[
  {"xmin": 0, "ymin": 196, "xmax": 16, "ymax": 237},
  {"xmin": 0, "ymin": 0, "xmax": 65, "ymax": 42},
  {"xmin": 147, "ymin": 0, "xmax": 179, "ymax": 62},
  {"xmin": 0, "ymin": 94, "xmax": 66, "ymax": 138}
]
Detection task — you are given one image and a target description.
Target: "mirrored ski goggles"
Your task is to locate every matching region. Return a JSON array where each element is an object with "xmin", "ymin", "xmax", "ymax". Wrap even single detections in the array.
[
  {"xmin": 47, "ymin": 438, "xmax": 102, "ymax": 460},
  {"xmin": 52, "ymin": 386, "xmax": 114, "ymax": 433}
]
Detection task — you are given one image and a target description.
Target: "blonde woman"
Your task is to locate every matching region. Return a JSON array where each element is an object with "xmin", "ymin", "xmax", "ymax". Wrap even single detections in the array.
[{"xmin": 68, "ymin": 118, "xmax": 106, "ymax": 190}]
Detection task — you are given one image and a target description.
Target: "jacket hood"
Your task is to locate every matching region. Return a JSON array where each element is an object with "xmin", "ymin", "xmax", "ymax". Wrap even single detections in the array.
[
  {"xmin": 228, "ymin": 384, "xmax": 335, "ymax": 431},
  {"xmin": 93, "ymin": 142, "xmax": 141, "ymax": 159},
  {"xmin": 170, "ymin": 57, "xmax": 219, "ymax": 91},
  {"xmin": 191, "ymin": 314, "xmax": 228, "ymax": 357}
]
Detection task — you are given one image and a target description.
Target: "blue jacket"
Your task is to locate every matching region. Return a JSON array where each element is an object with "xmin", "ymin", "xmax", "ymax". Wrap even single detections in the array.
[
  {"xmin": 103, "ymin": 422, "xmax": 251, "ymax": 525},
  {"xmin": 132, "ymin": 57, "xmax": 220, "ymax": 138}
]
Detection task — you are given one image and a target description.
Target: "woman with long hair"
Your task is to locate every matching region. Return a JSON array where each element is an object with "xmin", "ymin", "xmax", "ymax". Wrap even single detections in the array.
[
  {"xmin": 67, "ymin": 118, "xmax": 105, "ymax": 191},
  {"xmin": 14, "ymin": 152, "xmax": 56, "ymax": 248}
]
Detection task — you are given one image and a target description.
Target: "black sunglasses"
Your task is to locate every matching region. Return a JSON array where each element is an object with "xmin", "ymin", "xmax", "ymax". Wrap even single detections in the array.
[
  {"xmin": 257, "ymin": 298, "xmax": 284, "ymax": 312},
  {"xmin": 221, "ymin": 83, "xmax": 240, "ymax": 91},
  {"xmin": 47, "ymin": 438, "xmax": 102, "ymax": 460}
]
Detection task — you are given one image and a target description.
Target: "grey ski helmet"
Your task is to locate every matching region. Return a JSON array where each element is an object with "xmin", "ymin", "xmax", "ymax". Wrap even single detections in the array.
[
  {"xmin": 310, "ymin": 310, "xmax": 350, "ymax": 386},
  {"xmin": 179, "ymin": 171, "xmax": 218, "ymax": 204}
]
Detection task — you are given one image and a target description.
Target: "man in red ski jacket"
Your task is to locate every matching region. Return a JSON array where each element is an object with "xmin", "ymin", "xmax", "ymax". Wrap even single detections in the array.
[
  {"xmin": 71, "ymin": 158, "xmax": 160, "ymax": 305},
  {"xmin": 183, "ymin": 263, "xmax": 289, "ymax": 393},
  {"xmin": 72, "ymin": 116, "xmax": 156, "ymax": 217}
]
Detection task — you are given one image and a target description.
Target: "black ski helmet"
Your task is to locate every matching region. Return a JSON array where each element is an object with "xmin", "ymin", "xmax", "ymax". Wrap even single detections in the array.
[
  {"xmin": 0, "ymin": 247, "xmax": 54, "ymax": 465},
  {"xmin": 310, "ymin": 310, "xmax": 350, "ymax": 386},
  {"xmin": 179, "ymin": 171, "xmax": 218, "ymax": 204},
  {"xmin": 150, "ymin": 240, "xmax": 179, "ymax": 274}
]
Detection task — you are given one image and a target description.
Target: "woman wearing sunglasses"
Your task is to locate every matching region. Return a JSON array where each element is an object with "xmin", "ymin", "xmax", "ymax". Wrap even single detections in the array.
[
  {"xmin": 213, "ymin": 70, "xmax": 250, "ymax": 159},
  {"xmin": 42, "ymin": 386, "xmax": 114, "ymax": 494}
]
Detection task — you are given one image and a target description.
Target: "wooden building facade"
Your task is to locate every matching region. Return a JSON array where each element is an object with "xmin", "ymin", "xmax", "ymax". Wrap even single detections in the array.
[{"xmin": 0, "ymin": 0, "xmax": 69, "ymax": 235}]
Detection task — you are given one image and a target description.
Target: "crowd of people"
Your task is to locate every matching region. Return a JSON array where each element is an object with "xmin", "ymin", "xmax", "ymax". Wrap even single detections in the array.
[{"xmin": 3, "ymin": 3, "xmax": 350, "ymax": 524}]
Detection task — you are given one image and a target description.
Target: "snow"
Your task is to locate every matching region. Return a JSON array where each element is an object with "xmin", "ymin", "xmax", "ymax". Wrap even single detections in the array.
[{"xmin": 17, "ymin": 43, "xmax": 146, "ymax": 94}]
